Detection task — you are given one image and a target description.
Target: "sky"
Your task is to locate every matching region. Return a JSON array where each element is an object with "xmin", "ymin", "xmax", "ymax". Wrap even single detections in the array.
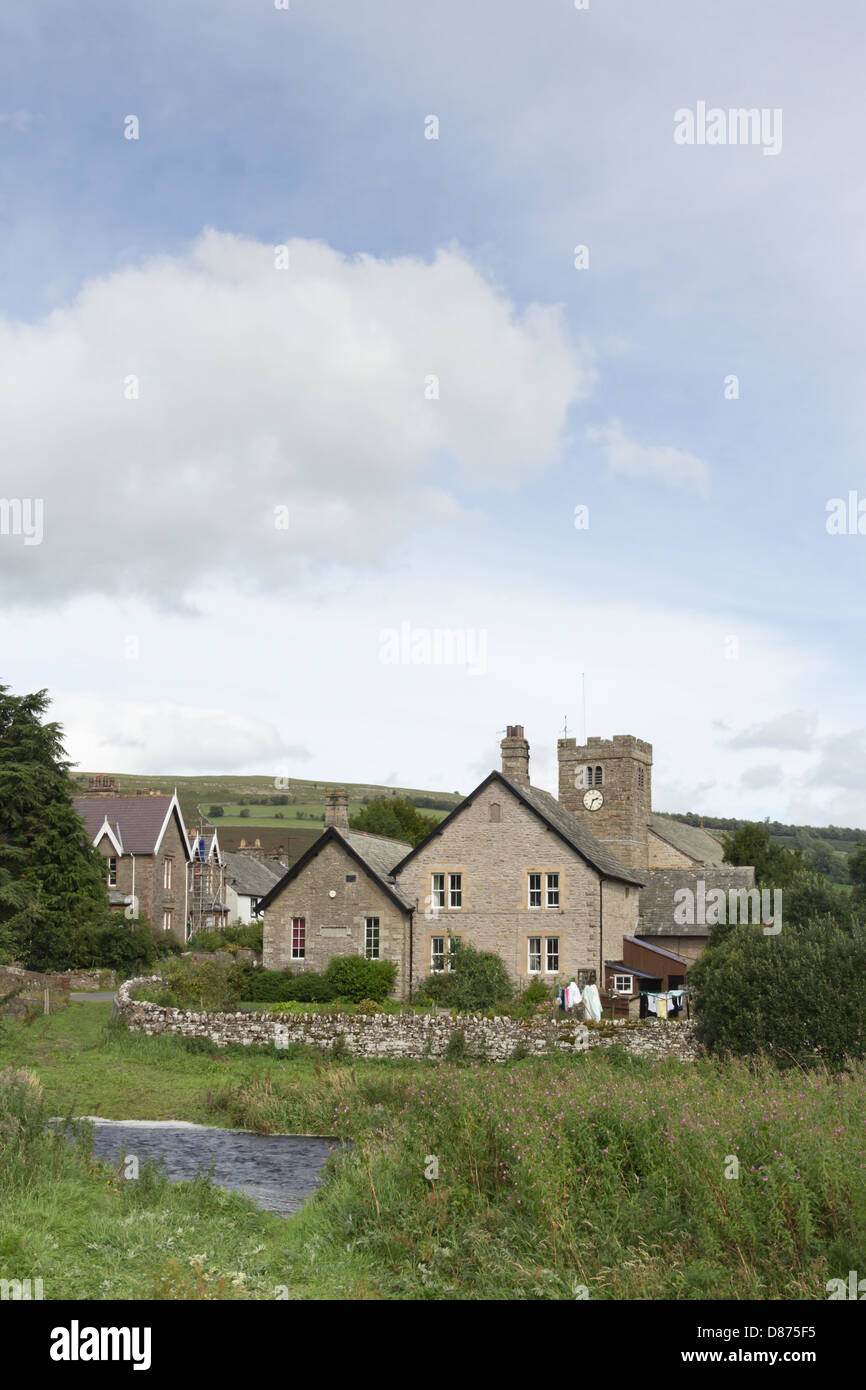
[{"xmin": 1, "ymin": 0, "xmax": 865, "ymax": 826}]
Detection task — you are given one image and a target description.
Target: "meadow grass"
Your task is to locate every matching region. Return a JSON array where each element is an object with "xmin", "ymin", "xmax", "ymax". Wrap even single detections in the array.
[{"xmin": 1, "ymin": 1006, "xmax": 863, "ymax": 1299}]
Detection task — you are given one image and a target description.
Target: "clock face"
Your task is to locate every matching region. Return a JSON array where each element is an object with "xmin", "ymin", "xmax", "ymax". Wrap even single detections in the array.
[{"xmin": 583, "ymin": 789, "xmax": 603, "ymax": 812}]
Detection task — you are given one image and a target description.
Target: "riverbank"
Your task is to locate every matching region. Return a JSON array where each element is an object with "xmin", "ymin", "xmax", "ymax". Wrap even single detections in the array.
[{"xmin": 2, "ymin": 1003, "xmax": 864, "ymax": 1300}]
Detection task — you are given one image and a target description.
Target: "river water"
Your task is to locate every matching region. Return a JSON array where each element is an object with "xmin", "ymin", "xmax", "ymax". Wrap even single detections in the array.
[{"xmin": 81, "ymin": 1119, "xmax": 336, "ymax": 1217}]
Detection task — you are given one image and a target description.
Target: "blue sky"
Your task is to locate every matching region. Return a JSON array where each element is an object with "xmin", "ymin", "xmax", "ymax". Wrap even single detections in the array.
[{"xmin": 1, "ymin": 0, "xmax": 865, "ymax": 825}]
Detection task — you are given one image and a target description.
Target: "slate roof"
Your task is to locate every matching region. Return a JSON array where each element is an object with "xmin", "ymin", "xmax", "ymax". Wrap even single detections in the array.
[
  {"xmin": 649, "ymin": 814, "xmax": 727, "ymax": 867},
  {"xmin": 391, "ymin": 772, "xmax": 645, "ymax": 886},
  {"xmin": 73, "ymin": 795, "xmax": 189, "ymax": 857},
  {"xmin": 256, "ymin": 827, "xmax": 414, "ymax": 914},
  {"xmin": 637, "ymin": 866, "xmax": 757, "ymax": 937},
  {"xmin": 223, "ymin": 852, "xmax": 286, "ymax": 898}
]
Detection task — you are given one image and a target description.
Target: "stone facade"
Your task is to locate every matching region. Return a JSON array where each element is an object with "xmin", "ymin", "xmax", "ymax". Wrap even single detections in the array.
[
  {"xmin": 262, "ymin": 836, "xmax": 411, "ymax": 997},
  {"xmin": 396, "ymin": 777, "xmax": 639, "ymax": 995},
  {"xmin": 557, "ymin": 734, "xmax": 653, "ymax": 872},
  {"xmin": 92, "ymin": 811, "xmax": 190, "ymax": 940},
  {"xmin": 647, "ymin": 831, "xmax": 694, "ymax": 869},
  {"xmin": 114, "ymin": 976, "xmax": 700, "ymax": 1062}
]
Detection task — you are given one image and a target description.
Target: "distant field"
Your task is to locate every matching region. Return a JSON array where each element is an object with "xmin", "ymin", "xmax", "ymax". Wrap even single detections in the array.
[{"xmin": 71, "ymin": 772, "xmax": 461, "ymax": 835}]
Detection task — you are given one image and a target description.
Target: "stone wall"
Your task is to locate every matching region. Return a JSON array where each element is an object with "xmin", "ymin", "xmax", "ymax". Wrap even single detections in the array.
[
  {"xmin": 114, "ymin": 976, "xmax": 700, "ymax": 1062},
  {"xmin": 0, "ymin": 966, "xmax": 71, "ymax": 1019}
]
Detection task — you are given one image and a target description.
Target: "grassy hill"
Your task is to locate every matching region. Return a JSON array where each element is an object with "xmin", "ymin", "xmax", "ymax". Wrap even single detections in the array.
[
  {"xmin": 70, "ymin": 773, "xmax": 462, "ymax": 859},
  {"xmin": 665, "ymin": 812, "xmax": 865, "ymax": 884}
]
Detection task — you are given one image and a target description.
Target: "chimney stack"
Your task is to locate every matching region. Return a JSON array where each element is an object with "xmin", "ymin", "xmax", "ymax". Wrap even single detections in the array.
[
  {"xmin": 324, "ymin": 788, "xmax": 350, "ymax": 830},
  {"xmin": 500, "ymin": 725, "xmax": 530, "ymax": 786}
]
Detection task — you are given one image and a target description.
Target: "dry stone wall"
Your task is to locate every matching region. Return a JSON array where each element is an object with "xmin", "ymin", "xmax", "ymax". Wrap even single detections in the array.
[{"xmin": 114, "ymin": 977, "xmax": 700, "ymax": 1062}]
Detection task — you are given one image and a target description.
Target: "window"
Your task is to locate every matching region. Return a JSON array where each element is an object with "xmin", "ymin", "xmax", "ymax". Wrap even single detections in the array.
[
  {"xmin": 528, "ymin": 872, "xmax": 542, "ymax": 908},
  {"xmin": 489, "ymin": 802, "xmax": 501, "ymax": 823},
  {"xmin": 291, "ymin": 917, "xmax": 306, "ymax": 960},
  {"xmin": 431, "ymin": 873, "xmax": 445, "ymax": 909},
  {"xmin": 162, "ymin": 909, "xmax": 173, "ymax": 933},
  {"xmin": 365, "ymin": 917, "xmax": 380, "ymax": 960},
  {"xmin": 546, "ymin": 937, "xmax": 560, "ymax": 973},
  {"xmin": 594, "ymin": 765, "xmax": 603, "ymax": 786},
  {"xmin": 345, "ymin": 874, "xmax": 356, "ymax": 883},
  {"xmin": 546, "ymin": 872, "xmax": 560, "ymax": 909},
  {"xmin": 163, "ymin": 857, "xmax": 173, "ymax": 891},
  {"xmin": 448, "ymin": 873, "xmax": 462, "ymax": 909},
  {"xmin": 585, "ymin": 764, "xmax": 593, "ymax": 788},
  {"xmin": 431, "ymin": 936, "xmax": 458, "ymax": 972},
  {"xmin": 637, "ymin": 766, "xmax": 644, "ymax": 789},
  {"xmin": 107, "ymin": 856, "xmax": 117, "ymax": 888},
  {"xmin": 614, "ymin": 974, "xmax": 633, "ymax": 995},
  {"xmin": 528, "ymin": 937, "xmax": 542, "ymax": 972}
]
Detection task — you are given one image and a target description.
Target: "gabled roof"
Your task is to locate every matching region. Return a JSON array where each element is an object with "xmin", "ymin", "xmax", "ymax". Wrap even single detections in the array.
[
  {"xmin": 223, "ymin": 851, "xmax": 286, "ymax": 898},
  {"xmin": 73, "ymin": 792, "xmax": 192, "ymax": 860},
  {"xmin": 649, "ymin": 814, "xmax": 727, "ymax": 867},
  {"xmin": 257, "ymin": 826, "xmax": 414, "ymax": 914},
  {"xmin": 390, "ymin": 771, "xmax": 645, "ymax": 886}
]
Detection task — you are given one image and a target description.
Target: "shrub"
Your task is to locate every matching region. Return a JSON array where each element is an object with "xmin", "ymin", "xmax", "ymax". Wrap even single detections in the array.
[
  {"xmin": 355, "ymin": 998, "xmax": 383, "ymax": 1015},
  {"xmin": 323, "ymin": 956, "xmax": 397, "ymax": 1002},
  {"xmin": 243, "ymin": 968, "xmax": 296, "ymax": 1002},
  {"xmin": 418, "ymin": 942, "xmax": 514, "ymax": 1013},
  {"xmin": 156, "ymin": 959, "xmax": 244, "ymax": 1012}
]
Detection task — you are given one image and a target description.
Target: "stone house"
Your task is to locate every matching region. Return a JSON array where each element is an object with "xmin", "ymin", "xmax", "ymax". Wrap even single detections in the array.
[
  {"xmin": 261, "ymin": 736, "xmax": 644, "ymax": 999},
  {"xmin": 72, "ymin": 791, "xmax": 192, "ymax": 941}
]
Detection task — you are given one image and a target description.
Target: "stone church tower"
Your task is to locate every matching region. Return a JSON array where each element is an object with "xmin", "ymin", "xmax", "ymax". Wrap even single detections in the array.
[{"xmin": 557, "ymin": 734, "xmax": 653, "ymax": 872}]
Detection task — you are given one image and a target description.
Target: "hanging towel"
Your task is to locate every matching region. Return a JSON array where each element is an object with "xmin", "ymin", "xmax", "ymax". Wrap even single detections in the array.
[
  {"xmin": 581, "ymin": 983, "xmax": 602, "ymax": 1022},
  {"xmin": 647, "ymin": 995, "xmax": 657, "ymax": 1015}
]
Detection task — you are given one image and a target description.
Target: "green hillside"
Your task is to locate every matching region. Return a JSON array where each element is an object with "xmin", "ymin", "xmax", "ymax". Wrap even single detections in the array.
[{"xmin": 70, "ymin": 773, "xmax": 461, "ymax": 859}]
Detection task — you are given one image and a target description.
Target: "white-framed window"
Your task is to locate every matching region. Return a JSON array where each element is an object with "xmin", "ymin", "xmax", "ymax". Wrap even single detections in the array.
[
  {"xmin": 291, "ymin": 917, "xmax": 306, "ymax": 960},
  {"xmin": 528, "ymin": 873, "xmax": 542, "ymax": 908},
  {"xmin": 365, "ymin": 917, "xmax": 380, "ymax": 960},
  {"xmin": 614, "ymin": 974, "xmax": 633, "ymax": 995},
  {"xmin": 546, "ymin": 872, "xmax": 560, "ymax": 908},
  {"xmin": 163, "ymin": 856, "xmax": 173, "ymax": 891},
  {"xmin": 528, "ymin": 937, "xmax": 542, "ymax": 972},
  {"xmin": 431, "ymin": 935, "xmax": 459, "ymax": 972},
  {"xmin": 448, "ymin": 873, "xmax": 462, "ymax": 909},
  {"xmin": 107, "ymin": 856, "xmax": 117, "ymax": 888},
  {"xmin": 431, "ymin": 873, "xmax": 445, "ymax": 909},
  {"xmin": 546, "ymin": 937, "xmax": 560, "ymax": 973},
  {"xmin": 162, "ymin": 908, "xmax": 173, "ymax": 933}
]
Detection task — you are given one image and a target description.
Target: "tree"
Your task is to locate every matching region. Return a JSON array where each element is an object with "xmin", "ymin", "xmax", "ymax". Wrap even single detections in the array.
[
  {"xmin": 722, "ymin": 822, "xmax": 804, "ymax": 889},
  {"xmin": 848, "ymin": 846, "xmax": 866, "ymax": 911},
  {"xmin": 690, "ymin": 913, "xmax": 866, "ymax": 1066},
  {"xmin": 0, "ymin": 683, "xmax": 112, "ymax": 968},
  {"xmin": 349, "ymin": 796, "xmax": 438, "ymax": 847},
  {"xmin": 208, "ymin": 805, "xmax": 224, "ymax": 818}
]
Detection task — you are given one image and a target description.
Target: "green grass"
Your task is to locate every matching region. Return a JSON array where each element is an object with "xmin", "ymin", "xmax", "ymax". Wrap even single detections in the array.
[{"xmin": 2, "ymin": 1006, "xmax": 864, "ymax": 1300}]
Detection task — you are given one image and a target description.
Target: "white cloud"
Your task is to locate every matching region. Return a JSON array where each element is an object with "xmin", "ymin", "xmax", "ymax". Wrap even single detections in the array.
[
  {"xmin": 50, "ymin": 693, "xmax": 303, "ymax": 774},
  {"xmin": 0, "ymin": 230, "xmax": 594, "ymax": 605},
  {"xmin": 740, "ymin": 763, "xmax": 783, "ymax": 790},
  {"xmin": 586, "ymin": 420, "xmax": 710, "ymax": 491},
  {"xmin": 729, "ymin": 711, "xmax": 818, "ymax": 752}
]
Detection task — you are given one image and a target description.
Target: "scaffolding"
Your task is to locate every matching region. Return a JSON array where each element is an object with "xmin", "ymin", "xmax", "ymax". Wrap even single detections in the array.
[{"xmin": 187, "ymin": 813, "xmax": 227, "ymax": 938}]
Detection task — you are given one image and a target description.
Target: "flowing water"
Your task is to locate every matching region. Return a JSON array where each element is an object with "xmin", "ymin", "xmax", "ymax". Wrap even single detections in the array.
[{"xmin": 81, "ymin": 1119, "xmax": 336, "ymax": 1217}]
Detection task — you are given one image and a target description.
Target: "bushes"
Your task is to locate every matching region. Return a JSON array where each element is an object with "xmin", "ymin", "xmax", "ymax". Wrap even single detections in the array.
[
  {"xmin": 691, "ymin": 913, "xmax": 866, "ymax": 1066},
  {"xmin": 417, "ymin": 942, "xmax": 513, "ymax": 1013},
  {"xmin": 187, "ymin": 922, "xmax": 263, "ymax": 953},
  {"xmin": 323, "ymin": 956, "xmax": 396, "ymax": 1003},
  {"xmin": 154, "ymin": 959, "xmax": 246, "ymax": 1012}
]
